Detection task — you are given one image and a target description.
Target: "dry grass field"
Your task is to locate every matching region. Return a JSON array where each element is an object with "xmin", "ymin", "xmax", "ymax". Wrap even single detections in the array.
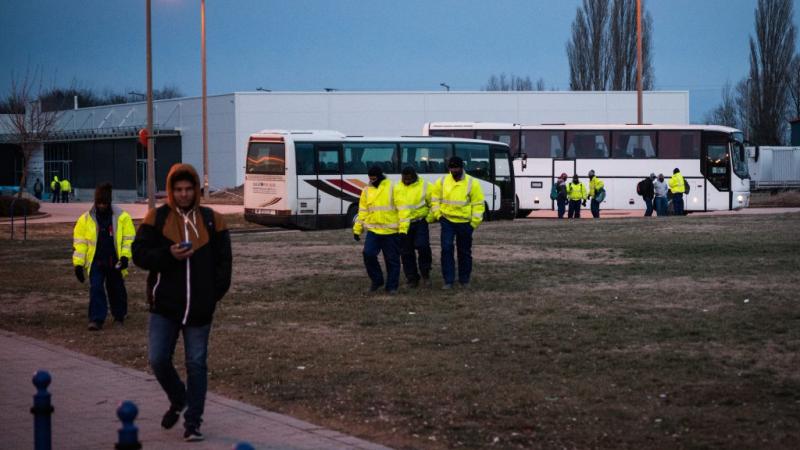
[{"xmin": 1, "ymin": 212, "xmax": 799, "ymax": 449}]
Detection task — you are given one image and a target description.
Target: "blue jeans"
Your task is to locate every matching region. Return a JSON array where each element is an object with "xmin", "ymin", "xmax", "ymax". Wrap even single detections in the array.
[
  {"xmin": 148, "ymin": 313, "xmax": 211, "ymax": 429},
  {"xmin": 556, "ymin": 198, "xmax": 567, "ymax": 219},
  {"xmin": 363, "ymin": 231, "xmax": 401, "ymax": 291},
  {"xmin": 590, "ymin": 199, "xmax": 600, "ymax": 218},
  {"xmin": 440, "ymin": 218, "xmax": 473, "ymax": 285},
  {"xmin": 400, "ymin": 221, "xmax": 432, "ymax": 282},
  {"xmin": 88, "ymin": 264, "xmax": 127, "ymax": 324},
  {"xmin": 655, "ymin": 197, "xmax": 667, "ymax": 216},
  {"xmin": 673, "ymin": 193, "xmax": 684, "ymax": 215},
  {"xmin": 644, "ymin": 197, "xmax": 654, "ymax": 216}
]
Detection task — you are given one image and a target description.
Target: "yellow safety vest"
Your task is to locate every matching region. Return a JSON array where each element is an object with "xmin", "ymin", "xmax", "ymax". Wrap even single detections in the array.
[
  {"xmin": 72, "ymin": 207, "xmax": 136, "ymax": 277},
  {"xmin": 566, "ymin": 182, "xmax": 587, "ymax": 201},
  {"xmin": 353, "ymin": 178, "xmax": 399, "ymax": 235},
  {"xmin": 431, "ymin": 174, "xmax": 485, "ymax": 229},
  {"xmin": 394, "ymin": 178, "xmax": 432, "ymax": 234},
  {"xmin": 51, "ymin": 177, "xmax": 59, "ymax": 190},
  {"xmin": 669, "ymin": 172, "xmax": 685, "ymax": 194},
  {"xmin": 589, "ymin": 177, "xmax": 604, "ymax": 197},
  {"xmin": 60, "ymin": 179, "xmax": 72, "ymax": 193}
]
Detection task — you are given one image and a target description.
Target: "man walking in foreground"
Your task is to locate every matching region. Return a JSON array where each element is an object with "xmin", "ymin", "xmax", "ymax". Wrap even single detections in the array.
[
  {"xmin": 132, "ymin": 163, "xmax": 232, "ymax": 442},
  {"xmin": 72, "ymin": 182, "xmax": 135, "ymax": 330},
  {"xmin": 395, "ymin": 166, "xmax": 433, "ymax": 287},
  {"xmin": 430, "ymin": 156, "xmax": 484, "ymax": 289}
]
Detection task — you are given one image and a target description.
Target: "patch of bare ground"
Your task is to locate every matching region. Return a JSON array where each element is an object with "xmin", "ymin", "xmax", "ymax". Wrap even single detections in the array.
[
  {"xmin": 750, "ymin": 190, "xmax": 800, "ymax": 207},
  {"xmin": 1, "ymin": 212, "xmax": 799, "ymax": 449}
]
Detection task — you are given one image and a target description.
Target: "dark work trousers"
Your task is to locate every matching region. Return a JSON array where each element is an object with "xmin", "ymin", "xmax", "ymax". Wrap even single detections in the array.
[
  {"xmin": 61, "ymin": 191, "xmax": 69, "ymax": 203},
  {"xmin": 440, "ymin": 218, "xmax": 473, "ymax": 285},
  {"xmin": 88, "ymin": 263, "xmax": 128, "ymax": 324},
  {"xmin": 363, "ymin": 231, "xmax": 401, "ymax": 291},
  {"xmin": 590, "ymin": 199, "xmax": 601, "ymax": 218},
  {"xmin": 148, "ymin": 313, "xmax": 211, "ymax": 430},
  {"xmin": 673, "ymin": 193, "xmax": 685, "ymax": 216},
  {"xmin": 556, "ymin": 198, "xmax": 567, "ymax": 219},
  {"xmin": 400, "ymin": 220, "xmax": 432, "ymax": 282},
  {"xmin": 568, "ymin": 200, "xmax": 582, "ymax": 218},
  {"xmin": 52, "ymin": 188, "xmax": 60, "ymax": 203},
  {"xmin": 644, "ymin": 197, "xmax": 654, "ymax": 216}
]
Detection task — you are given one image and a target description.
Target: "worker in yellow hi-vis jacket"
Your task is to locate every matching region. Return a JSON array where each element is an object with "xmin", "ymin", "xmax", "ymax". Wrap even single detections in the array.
[
  {"xmin": 353, "ymin": 165, "xmax": 401, "ymax": 295},
  {"xmin": 430, "ymin": 156, "xmax": 484, "ymax": 290},
  {"xmin": 394, "ymin": 166, "xmax": 433, "ymax": 288}
]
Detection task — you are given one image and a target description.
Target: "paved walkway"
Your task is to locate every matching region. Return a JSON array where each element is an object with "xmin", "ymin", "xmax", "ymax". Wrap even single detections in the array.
[{"xmin": 0, "ymin": 330, "xmax": 390, "ymax": 450}]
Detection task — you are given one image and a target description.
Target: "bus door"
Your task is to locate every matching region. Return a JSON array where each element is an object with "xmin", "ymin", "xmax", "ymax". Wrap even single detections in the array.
[
  {"xmin": 490, "ymin": 145, "xmax": 514, "ymax": 217},
  {"xmin": 294, "ymin": 142, "xmax": 318, "ymax": 229},
  {"xmin": 552, "ymin": 160, "xmax": 575, "ymax": 209},
  {"xmin": 315, "ymin": 144, "xmax": 343, "ymax": 225}
]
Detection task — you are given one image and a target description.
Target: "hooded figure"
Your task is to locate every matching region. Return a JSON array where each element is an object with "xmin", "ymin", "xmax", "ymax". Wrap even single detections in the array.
[{"xmin": 131, "ymin": 163, "xmax": 232, "ymax": 440}]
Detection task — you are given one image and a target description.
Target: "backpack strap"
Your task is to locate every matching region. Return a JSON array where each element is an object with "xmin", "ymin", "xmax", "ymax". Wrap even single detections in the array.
[
  {"xmin": 154, "ymin": 204, "xmax": 171, "ymax": 234},
  {"xmin": 199, "ymin": 206, "xmax": 217, "ymax": 240}
]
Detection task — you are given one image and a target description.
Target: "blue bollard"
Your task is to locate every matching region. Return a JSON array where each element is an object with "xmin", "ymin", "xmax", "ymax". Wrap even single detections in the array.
[
  {"xmin": 234, "ymin": 443, "xmax": 255, "ymax": 450},
  {"xmin": 31, "ymin": 370, "xmax": 54, "ymax": 450},
  {"xmin": 115, "ymin": 401, "xmax": 142, "ymax": 450}
]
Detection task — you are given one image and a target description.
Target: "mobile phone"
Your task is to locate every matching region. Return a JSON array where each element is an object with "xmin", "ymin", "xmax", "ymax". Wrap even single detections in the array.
[{"xmin": 178, "ymin": 241, "xmax": 192, "ymax": 250}]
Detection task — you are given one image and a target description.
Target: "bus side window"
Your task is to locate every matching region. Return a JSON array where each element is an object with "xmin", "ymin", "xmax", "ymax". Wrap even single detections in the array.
[{"xmin": 295, "ymin": 143, "xmax": 315, "ymax": 175}]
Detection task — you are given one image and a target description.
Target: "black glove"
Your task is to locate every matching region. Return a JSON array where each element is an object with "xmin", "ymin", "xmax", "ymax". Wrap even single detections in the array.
[
  {"xmin": 353, "ymin": 234, "xmax": 360, "ymax": 242},
  {"xmin": 74, "ymin": 266, "xmax": 85, "ymax": 283},
  {"xmin": 582, "ymin": 201, "xmax": 587, "ymax": 207},
  {"xmin": 118, "ymin": 256, "xmax": 129, "ymax": 270}
]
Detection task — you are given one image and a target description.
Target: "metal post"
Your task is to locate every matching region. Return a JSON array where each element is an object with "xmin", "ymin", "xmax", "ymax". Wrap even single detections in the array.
[
  {"xmin": 115, "ymin": 401, "xmax": 142, "ymax": 450},
  {"xmin": 31, "ymin": 370, "xmax": 53, "ymax": 450},
  {"xmin": 201, "ymin": 0, "xmax": 209, "ymax": 200},
  {"xmin": 146, "ymin": 0, "xmax": 156, "ymax": 209},
  {"xmin": 636, "ymin": 0, "xmax": 643, "ymax": 124}
]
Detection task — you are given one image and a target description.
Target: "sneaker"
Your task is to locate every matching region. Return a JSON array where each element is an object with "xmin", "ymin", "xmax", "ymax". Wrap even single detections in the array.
[
  {"xmin": 367, "ymin": 284, "xmax": 383, "ymax": 293},
  {"xmin": 459, "ymin": 282, "xmax": 470, "ymax": 289},
  {"xmin": 386, "ymin": 289, "xmax": 398, "ymax": 295},
  {"xmin": 183, "ymin": 426, "xmax": 204, "ymax": 442},
  {"xmin": 112, "ymin": 319, "xmax": 124, "ymax": 328},
  {"xmin": 407, "ymin": 279, "xmax": 419, "ymax": 288},
  {"xmin": 421, "ymin": 276, "xmax": 431, "ymax": 287},
  {"xmin": 87, "ymin": 322, "xmax": 102, "ymax": 331},
  {"xmin": 161, "ymin": 405, "xmax": 183, "ymax": 429},
  {"xmin": 441, "ymin": 284, "xmax": 453, "ymax": 290}
]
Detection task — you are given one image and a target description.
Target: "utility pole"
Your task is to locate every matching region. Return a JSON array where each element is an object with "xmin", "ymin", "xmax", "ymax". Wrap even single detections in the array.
[
  {"xmin": 201, "ymin": 0, "xmax": 209, "ymax": 200},
  {"xmin": 636, "ymin": 0, "xmax": 643, "ymax": 125},
  {"xmin": 146, "ymin": 0, "xmax": 156, "ymax": 209}
]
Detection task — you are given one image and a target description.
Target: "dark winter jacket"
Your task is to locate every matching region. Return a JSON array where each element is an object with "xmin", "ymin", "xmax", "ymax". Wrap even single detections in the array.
[
  {"xmin": 132, "ymin": 164, "xmax": 232, "ymax": 326},
  {"xmin": 640, "ymin": 177, "xmax": 655, "ymax": 200}
]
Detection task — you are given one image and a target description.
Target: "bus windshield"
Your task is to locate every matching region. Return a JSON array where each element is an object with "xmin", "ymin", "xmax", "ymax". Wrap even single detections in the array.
[
  {"xmin": 731, "ymin": 140, "xmax": 749, "ymax": 179},
  {"xmin": 247, "ymin": 142, "xmax": 285, "ymax": 174}
]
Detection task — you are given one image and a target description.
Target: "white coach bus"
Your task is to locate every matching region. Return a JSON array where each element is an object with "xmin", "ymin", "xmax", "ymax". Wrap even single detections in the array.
[
  {"xmin": 244, "ymin": 130, "xmax": 515, "ymax": 229},
  {"xmin": 424, "ymin": 122, "xmax": 750, "ymax": 216}
]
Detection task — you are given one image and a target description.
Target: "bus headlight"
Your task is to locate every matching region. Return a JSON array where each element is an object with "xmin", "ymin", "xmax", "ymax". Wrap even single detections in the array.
[
  {"xmin": 693, "ymin": 197, "xmax": 698, "ymax": 203},
  {"xmin": 737, "ymin": 195, "xmax": 744, "ymax": 203}
]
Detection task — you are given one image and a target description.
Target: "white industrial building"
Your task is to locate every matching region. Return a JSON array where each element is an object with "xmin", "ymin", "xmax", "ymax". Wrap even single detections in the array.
[{"xmin": 2, "ymin": 90, "xmax": 689, "ymax": 200}]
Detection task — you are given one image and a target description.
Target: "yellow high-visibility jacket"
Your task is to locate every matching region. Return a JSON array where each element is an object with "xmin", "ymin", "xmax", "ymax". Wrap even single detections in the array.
[
  {"xmin": 353, "ymin": 178, "xmax": 399, "ymax": 235},
  {"xmin": 430, "ymin": 174, "xmax": 485, "ymax": 229},
  {"xmin": 72, "ymin": 206, "xmax": 136, "ymax": 277},
  {"xmin": 669, "ymin": 172, "xmax": 685, "ymax": 194},
  {"xmin": 394, "ymin": 178, "xmax": 432, "ymax": 234},
  {"xmin": 566, "ymin": 181, "xmax": 587, "ymax": 201},
  {"xmin": 51, "ymin": 176, "xmax": 59, "ymax": 190},
  {"xmin": 60, "ymin": 179, "xmax": 72, "ymax": 193},
  {"xmin": 588, "ymin": 177, "xmax": 604, "ymax": 198}
]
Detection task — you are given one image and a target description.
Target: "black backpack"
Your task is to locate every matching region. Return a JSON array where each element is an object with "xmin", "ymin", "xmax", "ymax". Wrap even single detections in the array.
[{"xmin": 636, "ymin": 180, "xmax": 645, "ymax": 196}]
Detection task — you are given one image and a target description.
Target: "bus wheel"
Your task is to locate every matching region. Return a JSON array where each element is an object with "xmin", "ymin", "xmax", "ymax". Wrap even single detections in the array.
[{"xmin": 345, "ymin": 203, "xmax": 359, "ymax": 228}]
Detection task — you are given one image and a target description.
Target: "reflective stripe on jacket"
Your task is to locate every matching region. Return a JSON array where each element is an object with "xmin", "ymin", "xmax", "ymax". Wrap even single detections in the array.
[
  {"xmin": 566, "ymin": 182, "xmax": 587, "ymax": 201},
  {"xmin": 430, "ymin": 174, "xmax": 485, "ymax": 229},
  {"xmin": 669, "ymin": 172, "xmax": 685, "ymax": 194},
  {"xmin": 589, "ymin": 177, "xmax": 604, "ymax": 197},
  {"xmin": 394, "ymin": 178, "xmax": 432, "ymax": 234},
  {"xmin": 72, "ymin": 205, "xmax": 136, "ymax": 277},
  {"xmin": 353, "ymin": 178, "xmax": 399, "ymax": 235}
]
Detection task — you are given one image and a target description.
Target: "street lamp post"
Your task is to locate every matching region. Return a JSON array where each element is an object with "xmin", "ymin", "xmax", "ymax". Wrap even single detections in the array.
[
  {"xmin": 440, "ymin": 83, "xmax": 450, "ymax": 92},
  {"xmin": 636, "ymin": 0, "xmax": 643, "ymax": 125},
  {"xmin": 146, "ymin": 0, "xmax": 156, "ymax": 209},
  {"xmin": 201, "ymin": 0, "xmax": 209, "ymax": 200}
]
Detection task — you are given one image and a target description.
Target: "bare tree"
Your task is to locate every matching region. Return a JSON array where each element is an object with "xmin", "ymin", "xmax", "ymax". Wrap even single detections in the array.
[
  {"xmin": 567, "ymin": 0, "xmax": 610, "ymax": 90},
  {"xmin": 787, "ymin": 54, "xmax": 800, "ymax": 120},
  {"xmin": 608, "ymin": 0, "xmax": 654, "ymax": 90},
  {"xmin": 483, "ymin": 73, "xmax": 535, "ymax": 91},
  {"xmin": 0, "ymin": 68, "xmax": 63, "ymax": 197},
  {"xmin": 747, "ymin": 0, "xmax": 796, "ymax": 145},
  {"xmin": 704, "ymin": 80, "xmax": 740, "ymax": 128},
  {"xmin": 153, "ymin": 84, "xmax": 183, "ymax": 100}
]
